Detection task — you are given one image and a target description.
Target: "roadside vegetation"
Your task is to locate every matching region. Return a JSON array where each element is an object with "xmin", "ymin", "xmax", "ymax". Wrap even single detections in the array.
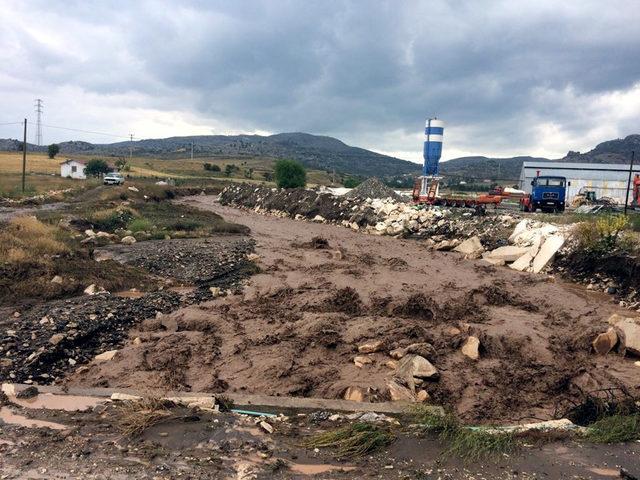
[
  {"xmin": 274, "ymin": 159, "xmax": 307, "ymax": 188},
  {"xmin": 304, "ymin": 422, "xmax": 395, "ymax": 458}
]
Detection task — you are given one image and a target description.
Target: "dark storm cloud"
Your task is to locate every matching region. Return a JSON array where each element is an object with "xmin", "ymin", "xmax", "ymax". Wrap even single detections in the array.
[{"xmin": 2, "ymin": 0, "xmax": 640, "ymax": 158}]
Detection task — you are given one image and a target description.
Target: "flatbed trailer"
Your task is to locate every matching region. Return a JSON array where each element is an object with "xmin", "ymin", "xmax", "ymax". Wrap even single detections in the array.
[{"xmin": 412, "ymin": 179, "xmax": 507, "ymax": 210}]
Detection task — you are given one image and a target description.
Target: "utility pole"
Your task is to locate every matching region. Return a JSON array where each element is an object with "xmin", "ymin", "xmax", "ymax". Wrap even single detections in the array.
[
  {"xmin": 34, "ymin": 99, "xmax": 43, "ymax": 146},
  {"xmin": 624, "ymin": 150, "xmax": 636, "ymax": 215},
  {"xmin": 129, "ymin": 133, "xmax": 134, "ymax": 162},
  {"xmin": 22, "ymin": 119, "xmax": 27, "ymax": 192}
]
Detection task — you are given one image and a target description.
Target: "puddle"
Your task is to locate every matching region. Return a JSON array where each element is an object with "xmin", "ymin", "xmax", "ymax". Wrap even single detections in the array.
[
  {"xmin": 10, "ymin": 393, "xmax": 105, "ymax": 411},
  {"xmin": 289, "ymin": 462, "xmax": 356, "ymax": 475},
  {"xmin": 589, "ymin": 467, "xmax": 619, "ymax": 477},
  {"xmin": 115, "ymin": 290, "xmax": 145, "ymax": 298},
  {"xmin": 0, "ymin": 407, "xmax": 67, "ymax": 430}
]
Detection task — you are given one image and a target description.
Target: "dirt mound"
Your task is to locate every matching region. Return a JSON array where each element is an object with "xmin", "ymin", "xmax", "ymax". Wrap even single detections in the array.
[{"xmin": 345, "ymin": 177, "xmax": 403, "ymax": 201}]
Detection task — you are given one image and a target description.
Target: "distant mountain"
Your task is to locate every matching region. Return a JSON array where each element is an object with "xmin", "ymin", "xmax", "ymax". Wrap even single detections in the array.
[
  {"xmin": 0, "ymin": 132, "xmax": 421, "ymax": 178},
  {"xmin": 440, "ymin": 156, "xmax": 551, "ymax": 182},
  {"xmin": 441, "ymin": 134, "xmax": 640, "ymax": 182}
]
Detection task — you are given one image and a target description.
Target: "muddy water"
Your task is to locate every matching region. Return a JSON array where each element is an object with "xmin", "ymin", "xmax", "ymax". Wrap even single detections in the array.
[
  {"xmin": 288, "ymin": 462, "xmax": 356, "ymax": 475},
  {"xmin": 0, "ymin": 407, "xmax": 67, "ymax": 430},
  {"xmin": 10, "ymin": 393, "xmax": 104, "ymax": 411}
]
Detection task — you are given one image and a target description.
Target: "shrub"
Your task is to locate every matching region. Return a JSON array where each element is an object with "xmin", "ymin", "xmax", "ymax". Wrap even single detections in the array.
[
  {"xmin": 85, "ymin": 159, "xmax": 111, "ymax": 176},
  {"xmin": 89, "ymin": 208, "xmax": 135, "ymax": 232},
  {"xmin": 274, "ymin": 159, "xmax": 306, "ymax": 188},
  {"xmin": 343, "ymin": 177, "xmax": 361, "ymax": 188},
  {"xmin": 574, "ymin": 214, "xmax": 632, "ymax": 252},
  {"xmin": 0, "ymin": 216, "xmax": 69, "ymax": 265},
  {"xmin": 203, "ymin": 163, "xmax": 221, "ymax": 172},
  {"xmin": 128, "ymin": 218, "xmax": 153, "ymax": 233}
]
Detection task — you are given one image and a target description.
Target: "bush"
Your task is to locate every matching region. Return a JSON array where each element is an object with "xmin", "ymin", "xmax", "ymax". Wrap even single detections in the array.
[
  {"xmin": 203, "ymin": 163, "xmax": 221, "ymax": 172},
  {"xmin": 574, "ymin": 214, "xmax": 632, "ymax": 252},
  {"xmin": 274, "ymin": 159, "xmax": 306, "ymax": 188},
  {"xmin": 47, "ymin": 144, "xmax": 60, "ymax": 159},
  {"xmin": 128, "ymin": 218, "xmax": 153, "ymax": 233},
  {"xmin": 85, "ymin": 159, "xmax": 111, "ymax": 176},
  {"xmin": 89, "ymin": 209, "xmax": 135, "ymax": 232},
  {"xmin": 343, "ymin": 177, "xmax": 361, "ymax": 188}
]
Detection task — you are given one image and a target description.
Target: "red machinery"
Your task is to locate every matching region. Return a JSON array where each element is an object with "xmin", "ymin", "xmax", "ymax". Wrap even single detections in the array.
[{"xmin": 412, "ymin": 179, "xmax": 509, "ymax": 210}]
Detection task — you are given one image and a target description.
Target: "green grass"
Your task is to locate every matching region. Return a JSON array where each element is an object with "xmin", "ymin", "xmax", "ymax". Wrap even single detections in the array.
[
  {"xmin": 128, "ymin": 217, "xmax": 154, "ymax": 233},
  {"xmin": 585, "ymin": 415, "xmax": 640, "ymax": 443},
  {"xmin": 410, "ymin": 406, "xmax": 517, "ymax": 461},
  {"xmin": 303, "ymin": 422, "xmax": 395, "ymax": 458}
]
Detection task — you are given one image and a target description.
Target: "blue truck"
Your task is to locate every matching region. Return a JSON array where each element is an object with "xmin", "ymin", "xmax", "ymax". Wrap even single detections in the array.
[{"xmin": 520, "ymin": 176, "xmax": 568, "ymax": 213}]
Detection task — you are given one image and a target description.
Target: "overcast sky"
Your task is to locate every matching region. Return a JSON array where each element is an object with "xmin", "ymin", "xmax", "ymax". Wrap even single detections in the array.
[{"xmin": 1, "ymin": 0, "xmax": 639, "ymax": 162}]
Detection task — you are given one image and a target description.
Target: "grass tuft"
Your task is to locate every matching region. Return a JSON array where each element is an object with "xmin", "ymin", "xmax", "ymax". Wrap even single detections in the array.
[
  {"xmin": 586, "ymin": 415, "xmax": 640, "ymax": 443},
  {"xmin": 115, "ymin": 397, "xmax": 176, "ymax": 437},
  {"xmin": 304, "ymin": 422, "xmax": 395, "ymax": 458},
  {"xmin": 0, "ymin": 216, "xmax": 69, "ymax": 265}
]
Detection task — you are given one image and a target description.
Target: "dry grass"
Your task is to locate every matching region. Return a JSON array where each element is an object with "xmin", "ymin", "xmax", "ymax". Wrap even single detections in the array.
[
  {"xmin": 0, "ymin": 216, "xmax": 69, "ymax": 265},
  {"xmin": 115, "ymin": 397, "xmax": 177, "ymax": 437},
  {"xmin": 303, "ymin": 423, "xmax": 395, "ymax": 458}
]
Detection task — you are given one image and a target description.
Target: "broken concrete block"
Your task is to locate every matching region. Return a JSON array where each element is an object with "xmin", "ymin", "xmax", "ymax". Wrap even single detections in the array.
[
  {"xmin": 397, "ymin": 354, "xmax": 438, "ymax": 379},
  {"xmin": 608, "ymin": 314, "xmax": 640, "ymax": 356},
  {"xmin": 387, "ymin": 378, "xmax": 417, "ymax": 402},
  {"xmin": 454, "ymin": 236, "xmax": 484, "ymax": 257},
  {"xmin": 509, "ymin": 252, "xmax": 534, "ymax": 272},
  {"xmin": 592, "ymin": 327, "xmax": 618, "ymax": 355},
  {"xmin": 487, "ymin": 246, "xmax": 531, "ymax": 262},
  {"xmin": 259, "ymin": 421, "xmax": 274, "ymax": 434},
  {"xmin": 508, "ymin": 219, "xmax": 529, "ymax": 243},
  {"xmin": 94, "ymin": 350, "xmax": 118, "ymax": 362},
  {"xmin": 461, "ymin": 336, "xmax": 480, "ymax": 360},
  {"xmin": 343, "ymin": 386, "xmax": 365, "ymax": 402},
  {"xmin": 481, "ymin": 257, "xmax": 506, "ymax": 267},
  {"xmin": 531, "ymin": 235, "xmax": 564, "ymax": 273},
  {"xmin": 358, "ymin": 340, "xmax": 383, "ymax": 353}
]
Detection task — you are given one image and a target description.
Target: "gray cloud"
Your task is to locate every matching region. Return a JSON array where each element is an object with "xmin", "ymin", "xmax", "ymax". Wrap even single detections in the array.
[{"xmin": 1, "ymin": 0, "xmax": 640, "ymax": 160}]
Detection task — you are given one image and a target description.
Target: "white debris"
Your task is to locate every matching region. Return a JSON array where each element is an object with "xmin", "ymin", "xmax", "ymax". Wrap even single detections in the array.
[{"xmin": 531, "ymin": 235, "xmax": 565, "ymax": 273}]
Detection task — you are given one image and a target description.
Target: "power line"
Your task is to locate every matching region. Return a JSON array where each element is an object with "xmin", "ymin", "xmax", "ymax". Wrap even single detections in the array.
[
  {"xmin": 0, "ymin": 121, "xmax": 23, "ymax": 126},
  {"xmin": 34, "ymin": 99, "xmax": 43, "ymax": 146},
  {"xmin": 26, "ymin": 122, "xmax": 132, "ymax": 139}
]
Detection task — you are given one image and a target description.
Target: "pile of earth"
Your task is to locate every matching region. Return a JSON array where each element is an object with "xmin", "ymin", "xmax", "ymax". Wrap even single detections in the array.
[
  {"xmin": 95, "ymin": 237, "xmax": 257, "ymax": 288},
  {"xmin": 219, "ymin": 183, "xmax": 519, "ymax": 247},
  {"xmin": 345, "ymin": 177, "xmax": 404, "ymax": 201}
]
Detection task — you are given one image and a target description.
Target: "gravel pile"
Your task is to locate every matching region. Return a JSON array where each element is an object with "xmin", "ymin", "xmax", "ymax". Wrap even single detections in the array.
[{"xmin": 345, "ymin": 177, "xmax": 403, "ymax": 201}]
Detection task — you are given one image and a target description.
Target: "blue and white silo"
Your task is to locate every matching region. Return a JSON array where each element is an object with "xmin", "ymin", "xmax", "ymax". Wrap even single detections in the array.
[{"xmin": 423, "ymin": 118, "xmax": 444, "ymax": 176}]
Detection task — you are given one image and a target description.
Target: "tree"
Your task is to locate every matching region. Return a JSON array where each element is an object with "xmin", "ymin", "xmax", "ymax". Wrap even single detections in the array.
[
  {"xmin": 343, "ymin": 177, "xmax": 361, "ymax": 188},
  {"xmin": 48, "ymin": 144, "xmax": 60, "ymax": 159},
  {"xmin": 224, "ymin": 164, "xmax": 239, "ymax": 177},
  {"xmin": 203, "ymin": 163, "xmax": 221, "ymax": 172},
  {"xmin": 274, "ymin": 159, "xmax": 306, "ymax": 188},
  {"xmin": 115, "ymin": 156, "xmax": 128, "ymax": 171},
  {"xmin": 84, "ymin": 159, "xmax": 111, "ymax": 176}
]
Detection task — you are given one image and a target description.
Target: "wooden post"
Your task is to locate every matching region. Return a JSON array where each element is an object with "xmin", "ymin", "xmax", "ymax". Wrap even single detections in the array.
[
  {"xmin": 624, "ymin": 150, "xmax": 635, "ymax": 215},
  {"xmin": 21, "ymin": 118, "xmax": 27, "ymax": 192}
]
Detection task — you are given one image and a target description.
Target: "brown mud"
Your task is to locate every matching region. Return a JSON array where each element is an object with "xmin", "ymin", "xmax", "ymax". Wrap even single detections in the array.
[{"xmin": 67, "ymin": 196, "xmax": 640, "ymax": 424}]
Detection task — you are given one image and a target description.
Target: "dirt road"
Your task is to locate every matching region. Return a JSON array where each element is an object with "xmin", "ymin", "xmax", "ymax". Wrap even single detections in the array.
[{"xmin": 68, "ymin": 196, "xmax": 639, "ymax": 424}]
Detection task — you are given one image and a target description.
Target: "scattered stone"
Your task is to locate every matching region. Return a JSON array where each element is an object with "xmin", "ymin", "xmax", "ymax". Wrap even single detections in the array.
[
  {"xmin": 343, "ymin": 386, "xmax": 365, "ymax": 402},
  {"xmin": 592, "ymin": 327, "xmax": 618, "ymax": 355},
  {"xmin": 132, "ymin": 337, "xmax": 142, "ymax": 345},
  {"xmin": 94, "ymin": 350, "xmax": 118, "ymax": 362},
  {"xmin": 387, "ymin": 377, "xmax": 417, "ymax": 402},
  {"xmin": 608, "ymin": 314, "xmax": 640, "ymax": 356},
  {"xmin": 312, "ymin": 215, "xmax": 325, "ymax": 223},
  {"xmin": 84, "ymin": 229, "xmax": 96, "ymax": 237},
  {"xmin": 83, "ymin": 284, "xmax": 103, "ymax": 295},
  {"xmin": 385, "ymin": 360, "xmax": 398, "ymax": 369},
  {"xmin": 13, "ymin": 312, "xmax": 20, "ymax": 318},
  {"xmin": 50, "ymin": 275, "xmax": 63, "ymax": 284},
  {"xmin": 246, "ymin": 253, "xmax": 260, "ymax": 262},
  {"xmin": 49, "ymin": 333, "xmax": 65, "ymax": 345},
  {"xmin": 397, "ymin": 354, "xmax": 438, "ymax": 379},
  {"xmin": 461, "ymin": 336, "xmax": 480, "ymax": 360},
  {"xmin": 389, "ymin": 347, "xmax": 407, "ymax": 359},
  {"xmin": 209, "ymin": 286, "xmax": 222, "ymax": 297},
  {"xmin": 121, "ymin": 235, "xmax": 137, "ymax": 245},
  {"xmin": 358, "ymin": 340, "xmax": 384, "ymax": 354},
  {"xmin": 481, "ymin": 257, "xmax": 506, "ymax": 266},
  {"xmin": 405, "ymin": 342, "xmax": 437, "ymax": 361},
  {"xmin": 354, "ymin": 355, "xmax": 373, "ymax": 368},
  {"xmin": 454, "ymin": 236, "xmax": 484, "ymax": 257},
  {"xmin": 128, "ymin": 186, "xmax": 139, "ymax": 192},
  {"xmin": 16, "ymin": 386, "xmax": 39, "ymax": 399},
  {"xmin": 259, "ymin": 421, "xmax": 274, "ymax": 434}
]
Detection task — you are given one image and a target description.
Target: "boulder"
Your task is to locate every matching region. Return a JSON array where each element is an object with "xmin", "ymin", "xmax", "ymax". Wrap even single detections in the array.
[
  {"xmin": 387, "ymin": 377, "xmax": 417, "ymax": 402},
  {"xmin": 397, "ymin": 354, "xmax": 438, "ymax": 379},
  {"xmin": 416, "ymin": 390, "xmax": 430, "ymax": 403},
  {"xmin": 531, "ymin": 235, "xmax": 564, "ymax": 273},
  {"xmin": 608, "ymin": 314, "xmax": 640, "ymax": 356},
  {"xmin": 389, "ymin": 347, "xmax": 408, "ymax": 359},
  {"xmin": 94, "ymin": 350, "xmax": 118, "ymax": 362},
  {"xmin": 358, "ymin": 340, "xmax": 384, "ymax": 353},
  {"xmin": 121, "ymin": 235, "xmax": 137, "ymax": 245},
  {"xmin": 354, "ymin": 355, "xmax": 373, "ymax": 368},
  {"xmin": 454, "ymin": 236, "xmax": 484, "ymax": 257},
  {"xmin": 343, "ymin": 386, "xmax": 365, "ymax": 402},
  {"xmin": 592, "ymin": 327, "xmax": 618, "ymax": 355},
  {"xmin": 434, "ymin": 239, "xmax": 459, "ymax": 251},
  {"xmin": 461, "ymin": 336, "xmax": 480, "ymax": 360},
  {"xmin": 486, "ymin": 246, "xmax": 531, "ymax": 262},
  {"xmin": 83, "ymin": 284, "xmax": 100, "ymax": 295}
]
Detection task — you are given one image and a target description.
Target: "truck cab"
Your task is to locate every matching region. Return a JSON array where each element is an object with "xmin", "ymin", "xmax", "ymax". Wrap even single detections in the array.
[{"xmin": 521, "ymin": 176, "xmax": 567, "ymax": 213}]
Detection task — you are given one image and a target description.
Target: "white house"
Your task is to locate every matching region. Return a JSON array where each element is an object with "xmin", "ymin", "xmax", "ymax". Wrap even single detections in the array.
[{"xmin": 60, "ymin": 159, "xmax": 86, "ymax": 179}]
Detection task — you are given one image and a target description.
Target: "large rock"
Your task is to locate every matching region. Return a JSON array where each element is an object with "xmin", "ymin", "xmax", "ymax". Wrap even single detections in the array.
[
  {"xmin": 461, "ymin": 336, "xmax": 480, "ymax": 360},
  {"xmin": 531, "ymin": 235, "xmax": 564, "ymax": 273},
  {"xmin": 121, "ymin": 235, "xmax": 137, "ymax": 245},
  {"xmin": 454, "ymin": 236, "xmax": 484, "ymax": 257},
  {"xmin": 387, "ymin": 377, "xmax": 417, "ymax": 402},
  {"xmin": 592, "ymin": 327, "xmax": 618, "ymax": 355},
  {"xmin": 486, "ymin": 246, "xmax": 531, "ymax": 262},
  {"xmin": 358, "ymin": 340, "xmax": 383, "ymax": 353},
  {"xmin": 94, "ymin": 350, "xmax": 118, "ymax": 362},
  {"xmin": 397, "ymin": 354, "xmax": 438, "ymax": 379},
  {"xmin": 343, "ymin": 386, "xmax": 365, "ymax": 402},
  {"xmin": 608, "ymin": 314, "xmax": 640, "ymax": 356}
]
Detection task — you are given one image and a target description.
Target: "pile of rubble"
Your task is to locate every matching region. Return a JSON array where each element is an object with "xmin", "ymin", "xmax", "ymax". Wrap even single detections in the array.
[{"xmin": 344, "ymin": 177, "xmax": 404, "ymax": 202}]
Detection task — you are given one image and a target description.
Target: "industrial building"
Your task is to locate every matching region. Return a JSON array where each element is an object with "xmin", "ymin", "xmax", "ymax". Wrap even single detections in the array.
[{"xmin": 519, "ymin": 161, "xmax": 640, "ymax": 205}]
